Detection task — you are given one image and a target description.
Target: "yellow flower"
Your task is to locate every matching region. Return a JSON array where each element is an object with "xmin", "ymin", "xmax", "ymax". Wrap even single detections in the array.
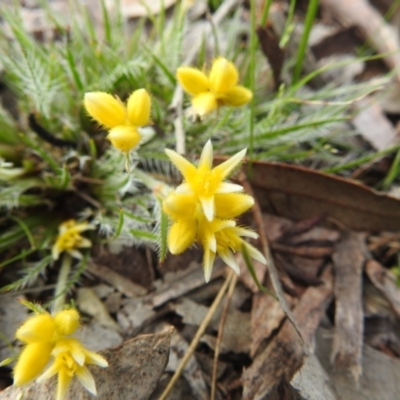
[
  {"xmin": 177, "ymin": 57, "xmax": 252, "ymax": 117},
  {"xmin": 52, "ymin": 219, "xmax": 94, "ymax": 261},
  {"xmin": 198, "ymin": 217, "xmax": 267, "ymax": 282},
  {"xmin": 84, "ymin": 89, "xmax": 151, "ymax": 153},
  {"xmin": 165, "ymin": 140, "xmax": 246, "ymax": 221},
  {"xmin": 13, "ymin": 309, "xmax": 80, "ymax": 386},
  {"xmin": 37, "ymin": 338, "xmax": 108, "ymax": 400}
]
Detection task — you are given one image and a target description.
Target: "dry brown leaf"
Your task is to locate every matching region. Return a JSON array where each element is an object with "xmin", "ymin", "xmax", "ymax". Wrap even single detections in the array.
[
  {"xmin": 353, "ymin": 99, "xmax": 399, "ymax": 151},
  {"xmin": 365, "ymin": 259, "xmax": 400, "ymax": 318},
  {"xmin": 331, "ymin": 232, "xmax": 367, "ymax": 380},
  {"xmin": 248, "ymin": 161, "xmax": 400, "ymax": 231},
  {"xmin": 0, "ymin": 329, "xmax": 172, "ymax": 400},
  {"xmin": 172, "ymin": 298, "xmax": 251, "ymax": 354},
  {"xmin": 242, "ymin": 266, "xmax": 333, "ymax": 399}
]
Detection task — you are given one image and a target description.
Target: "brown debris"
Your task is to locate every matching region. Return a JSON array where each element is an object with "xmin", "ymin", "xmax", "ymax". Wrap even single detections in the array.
[
  {"xmin": 242, "ymin": 266, "xmax": 333, "ymax": 399},
  {"xmin": 331, "ymin": 232, "xmax": 367, "ymax": 380},
  {"xmin": 365, "ymin": 259, "xmax": 400, "ymax": 318},
  {"xmin": 250, "ymin": 291, "xmax": 291, "ymax": 357}
]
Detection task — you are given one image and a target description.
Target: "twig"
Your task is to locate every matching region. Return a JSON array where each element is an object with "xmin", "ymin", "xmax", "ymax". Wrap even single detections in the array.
[
  {"xmin": 211, "ymin": 271, "xmax": 237, "ymax": 400},
  {"xmin": 238, "ymin": 172, "xmax": 307, "ymax": 348},
  {"xmin": 158, "ymin": 269, "xmax": 234, "ymax": 400}
]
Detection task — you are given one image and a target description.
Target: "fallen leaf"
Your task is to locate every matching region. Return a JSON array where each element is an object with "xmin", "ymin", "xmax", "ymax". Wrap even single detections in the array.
[
  {"xmin": 76, "ymin": 287, "xmax": 121, "ymax": 332},
  {"xmin": 0, "ymin": 329, "xmax": 172, "ymax": 400},
  {"xmin": 248, "ymin": 161, "xmax": 400, "ymax": 231},
  {"xmin": 353, "ymin": 99, "xmax": 399, "ymax": 151}
]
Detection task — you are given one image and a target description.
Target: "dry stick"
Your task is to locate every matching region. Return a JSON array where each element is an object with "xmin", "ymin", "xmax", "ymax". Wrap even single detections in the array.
[
  {"xmin": 210, "ymin": 272, "xmax": 238, "ymax": 400},
  {"xmin": 158, "ymin": 270, "xmax": 234, "ymax": 400},
  {"xmin": 239, "ymin": 173, "xmax": 308, "ymax": 350}
]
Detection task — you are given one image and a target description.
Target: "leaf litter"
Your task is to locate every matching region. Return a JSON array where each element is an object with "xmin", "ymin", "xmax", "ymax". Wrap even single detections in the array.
[{"xmin": 2, "ymin": 0, "xmax": 400, "ymax": 399}]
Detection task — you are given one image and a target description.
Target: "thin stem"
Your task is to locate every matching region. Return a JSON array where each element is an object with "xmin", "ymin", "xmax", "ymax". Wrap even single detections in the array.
[
  {"xmin": 210, "ymin": 272, "xmax": 237, "ymax": 400},
  {"xmin": 158, "ymin": 270, "xmax": 234, "ymax": 400},
  {"xmin": 248, "ymin": 0, "xmax": 257, "ymax": 166},
  {"xmin": 293, "ymin": 0, "xmax": 319, "ymax": 84},
  {"xmin": 53, "ymin": 253, "xmax": 72, "ymax": 313}
]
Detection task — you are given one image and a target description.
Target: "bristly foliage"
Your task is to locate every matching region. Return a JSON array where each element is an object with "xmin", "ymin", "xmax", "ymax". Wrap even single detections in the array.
[{"xmin": 0, "ymin": 1, "xmax": 388, "ymax": 294}]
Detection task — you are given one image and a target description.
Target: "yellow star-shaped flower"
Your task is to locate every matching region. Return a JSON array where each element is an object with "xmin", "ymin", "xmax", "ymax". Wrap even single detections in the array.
[
  {"xmin": 52, "ymin": 220, "xmax": 94, "ymax": 261},
  {"xmin": 37, "ymin": 338, "xmax": 108, "ymax": 400},
  {"xmin": 177, "ymin": 57, "xmax": 252, "ymax": 117},
  {"xmin": 165, "ymin": 140, "xmax": 246, "ymax": 221},
  {"xmin": 198, "ymin": 217, "xmax": 266, "ymax": 282}
]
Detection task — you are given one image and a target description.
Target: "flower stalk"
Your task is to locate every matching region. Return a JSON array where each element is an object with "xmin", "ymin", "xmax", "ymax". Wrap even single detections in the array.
[{"xmin": 53, "ymin": 253, "xmax": 72, "ymax": 313}]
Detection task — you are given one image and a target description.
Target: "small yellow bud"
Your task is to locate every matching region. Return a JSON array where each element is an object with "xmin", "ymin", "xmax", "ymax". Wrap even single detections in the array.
[
  {"xmin": 84, "ymin": 92, "xmax": 126, "ymax": 129},
  {"xmin": 15, "ymin": 313, "xmax": 56, "ymax": 343},
  {"xmin": 209, "ymin": 58, "xmax": 238, "ymax": 94},
  {"xmin": 54, "ymin": 309, "xmax": 80, "ymax": 336},
  {"xmin": 107, "ymin": 126, "xmax": 141, "ymax": 153},
  {"xmin": 176, "ymin": 67, "xmax": 209, "ymax": 96},
  {"xmin": 168, "ymin": 220, "xmax": 196, "ymax": 254},
  {"xmin": 127, "ymin": 89, "xmax": 151, "ymax": 127},
  {"xmin": 13, "ymin": 342, "xmax": 53, "ymax": 386}
]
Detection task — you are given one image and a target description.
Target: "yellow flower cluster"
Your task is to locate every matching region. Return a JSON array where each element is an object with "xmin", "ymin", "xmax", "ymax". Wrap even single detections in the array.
[
  {"xmin": 52, "ymin": 219, "xmax": 94, "ymax": 261},
  {"xmin": 177, "ymin": 57, "xmax": 252, "ymax": 117},
  {"xmin": 13, "ymin": 307, "xmax": 107, "ymax": 400},
  {"xmin": 84, "ymin": 89, "xmax": 151, "ymax": 153},
  {"xmin": 163, "ymin": 140, "xmax": 266, "ymax": 282}
]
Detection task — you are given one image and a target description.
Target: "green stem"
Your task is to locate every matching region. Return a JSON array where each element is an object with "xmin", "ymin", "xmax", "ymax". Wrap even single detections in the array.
[
  {"xmin": 53, "ymin": 253, "xmax": 72, "ymax": 313},
  {"xmin": 293, "ymin": 0, "xmax": 319, "ymax": 84},
  {"xmin": 134, "ymin": 169, "xmax": 172, "ymax": 198}
]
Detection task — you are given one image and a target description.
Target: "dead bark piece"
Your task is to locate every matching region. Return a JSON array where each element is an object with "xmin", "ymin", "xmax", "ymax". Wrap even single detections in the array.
[
  {"xmin": 0, "ymin": 329, "xmax": 173, "ymax": 400},
  {"xmin": 353, "ymin": 99, "xmax": 399, "ymax": 151},
  {"xmin": 165, "ymin": 329, "xmax": 208, "ymax": 400},
  {"xmin": 242, "ymin": 266, "xmax": 333, "ymax": 399},
  {"xmin": 320, "ymin": 0, "xmax": 400, "ymax": 80},
  {"xmin": 316, "ymin": 328, "xmax": 400, "ymax": 400},
  {"xmin": 250, "ymin": 292, "xmax": 289, "ymax": 357},
  {"xmin": 331, "ymin": 232, "xmax": 367, "ymax": 380},
  {"xmin": 256, "ymin": 25, "xmax": 285, "ymax": 89},
  {"xmin": 271, "ymin": 242, "xmax": 334, "ymax": 258},
  {"xmin": 291, "ymin": 354, "xmax": 338, "ymax": 400},
  {"xmin": 365, "ymin": 259, "xmax": 400, "ymax": 318},
  {"xmin": 86, "ymin": 261, "xmax": 148, "ymax": 298}
]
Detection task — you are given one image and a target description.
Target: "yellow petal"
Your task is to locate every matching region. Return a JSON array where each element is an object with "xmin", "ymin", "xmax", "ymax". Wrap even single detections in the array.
[
  {"xmin": 107, "ymin": 126, "xmax": 141, "ymax": 152},
  {"xmin": 214, "ymin": 193, "xmax": 254, "ymax": 218},
  {"xmin": 75, "ymin": 365, "xmax": 97, "ymax": 395},
  {"xmin": 54, "ymin": 309, "xmax": 80, "ymax": 336},
  {"xmin": 203, "ymin": 248, "xmax": 216, "ymax": 283},
  {"xmin": 213, "ymin": 148, "xmax": 246, "ymax": 180},
  {"xmin": 165, "ymin": 148, "xmax": 197, "ymax": 182},
  {"xmin": 168, "ymin": 220, "xmax": 196, "ymax": 254},
  {"xmin": 192, "ymin": 92, "xmax": 218, "ymax": 117},
  {"xmin": 163, "ymin": 193, "xmax": 197, "ymax": 221},
  {"xmin": 16, "ymin": 313, "xmax": 55, "ymax": 343},
  {"xmin": 56, "ymin": 368, "xmax": 73, "ymax": 400},
  {"xmin": 13, "ymin": 342, "xmax": 53, "ymax": 385},
  {"xmin": 209, "ymin": 58, "xmax": 238, "ymax": 94},
  {"xmin": 127, "ymin": 89, "xmax": 151, "ymax": 127},
  {"xmin": 219, "ymin": 85, "xmax": 253, "ymax": 106},
  {"xmin": 177, "ymin": 67, "xmax": 209, "ymax": 96},
  {"xmin": 198, "ymin": 140, "xmax": 213, "ymax": 171},
  {"xmin": 84, "ymin": 92, "xmax": 126, "ymax": 129}
]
